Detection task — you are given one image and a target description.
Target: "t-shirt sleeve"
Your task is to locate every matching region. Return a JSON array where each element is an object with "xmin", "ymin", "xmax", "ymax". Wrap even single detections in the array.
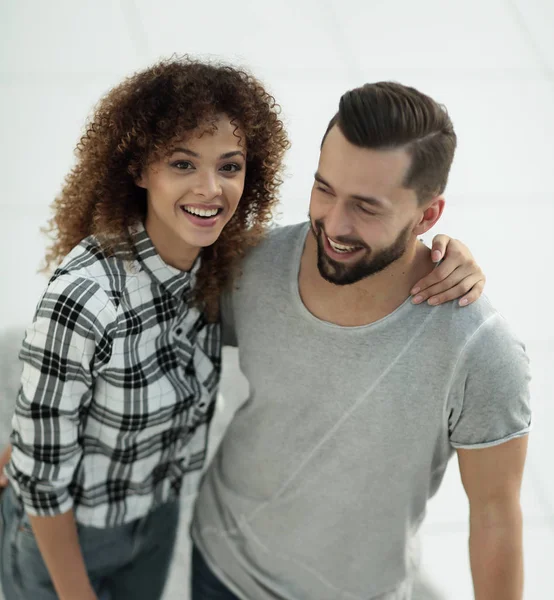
[
  {"xmin": 220, "ymin": 288, "xmax": 238, "ymax": 347},
  {"xmin": 448, "ymin": 314, "xmax": 531, "ymax": 449}
]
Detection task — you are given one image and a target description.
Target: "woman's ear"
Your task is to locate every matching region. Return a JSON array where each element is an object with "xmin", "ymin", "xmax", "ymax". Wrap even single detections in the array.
[{"xmin": 135, "ymin": 173, "xmax": 147, "ymax": 189}]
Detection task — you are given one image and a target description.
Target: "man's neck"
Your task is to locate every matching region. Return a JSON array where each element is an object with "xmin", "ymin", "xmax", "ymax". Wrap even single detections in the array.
[{"xmin": 298, "ymin": 229, "xmax": 434, "ymax": 327}]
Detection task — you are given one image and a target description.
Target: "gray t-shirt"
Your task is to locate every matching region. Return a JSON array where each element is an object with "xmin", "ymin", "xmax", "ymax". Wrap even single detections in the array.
[{"xmin": 192, "ymin": 222, "xmax": 531, "ymax": 600}]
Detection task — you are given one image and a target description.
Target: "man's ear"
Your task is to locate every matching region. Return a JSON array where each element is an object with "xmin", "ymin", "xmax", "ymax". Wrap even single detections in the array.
[{"xmin": 412, "ymin": 196, "xmax": 445, "ymax": 236}]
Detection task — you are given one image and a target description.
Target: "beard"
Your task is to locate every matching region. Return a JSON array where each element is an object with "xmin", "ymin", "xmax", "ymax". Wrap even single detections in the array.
[{"xmin": 311, "ymin": 218, "xmax": 412, "ymax": 286}]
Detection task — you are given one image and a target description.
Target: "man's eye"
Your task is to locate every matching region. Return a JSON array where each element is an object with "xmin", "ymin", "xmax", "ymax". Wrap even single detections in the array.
[
  {"xmin": 359, "ymin": 205, "xmax": 376, "ymax": 216},
  {"xmin": 316, "ymin": 186, "xmax": 330, "ymax": 194}
]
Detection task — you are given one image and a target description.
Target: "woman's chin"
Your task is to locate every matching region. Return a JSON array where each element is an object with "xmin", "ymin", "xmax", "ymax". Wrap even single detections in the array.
[{"xmin": 180, "ymin": 228, "xmax": 223, "ymax": 250}]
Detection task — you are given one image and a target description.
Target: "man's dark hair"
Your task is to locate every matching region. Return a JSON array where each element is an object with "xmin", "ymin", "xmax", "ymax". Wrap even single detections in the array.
[{"xmin": 322, "ymin": 82, "xmax": 457, "ymax": 203}]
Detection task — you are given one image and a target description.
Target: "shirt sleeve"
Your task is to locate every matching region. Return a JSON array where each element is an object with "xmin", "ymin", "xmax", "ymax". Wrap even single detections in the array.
[
  {"xmin": 220, "ymin": 288, "xmax": 238, "ymax": 347},
  {"xmin": 6, "ymin": 274, "xmax": 115, "ymax": 516},
  {"xmin": 448, "ymin": 313, "xmax": 532, "ymax": 449},
  {"xmin": 0, "ymin": 328, "xmax": 24, "ymax": 444}
]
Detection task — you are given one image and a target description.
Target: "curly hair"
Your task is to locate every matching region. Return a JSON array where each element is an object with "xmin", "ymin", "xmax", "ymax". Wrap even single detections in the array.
[{"xmin": 42, "ymin": 56, "xmax": 290, "ymax": 321}]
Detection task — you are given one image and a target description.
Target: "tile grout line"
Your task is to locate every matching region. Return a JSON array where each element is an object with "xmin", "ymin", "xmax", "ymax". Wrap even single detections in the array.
[
  {"xmin": 119, "ymin": 0, "xmax": 151, "ymax": 64},
  {"xmin": 503, "ymin": 0, "xmax": 554, "ymax": 85},
  {"xmin": 318, "ymin": 0, "xmax": 364, "ymax": 82}
]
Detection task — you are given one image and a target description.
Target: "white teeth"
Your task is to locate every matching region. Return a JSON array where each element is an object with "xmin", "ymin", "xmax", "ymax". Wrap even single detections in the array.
[
  {"xmin": 182, "ymin": 206, "xmax": 219, "ymax": 218},
  {"xmin": 328, "ymin": 237, "xmax": 359, "ymax": 253}
]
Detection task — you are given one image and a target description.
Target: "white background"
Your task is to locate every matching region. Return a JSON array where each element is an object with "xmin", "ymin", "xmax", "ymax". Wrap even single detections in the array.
[{"xmin": 0, "ymin": 1, "xmax": 553, "ymax": 598}]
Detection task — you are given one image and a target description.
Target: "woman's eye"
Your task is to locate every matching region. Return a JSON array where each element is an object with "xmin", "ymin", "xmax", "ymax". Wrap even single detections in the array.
[
  {"xmin": 221, "ymin": 163, "xmax": 242, "ymax": 173},
  {"xmin": 172, "ymin": 160, "xmax": 193, "ymax": 170}
]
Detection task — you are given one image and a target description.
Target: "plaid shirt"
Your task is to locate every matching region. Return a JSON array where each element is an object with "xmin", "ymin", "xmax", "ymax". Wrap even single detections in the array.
[{"xmin": 7, "ymin": 222, "xmax": 221, "ymax": 527}]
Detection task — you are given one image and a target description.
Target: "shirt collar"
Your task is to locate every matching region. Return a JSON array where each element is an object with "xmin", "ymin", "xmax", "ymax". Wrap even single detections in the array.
[{"xmin": 130, "ymin": 221, "xmax": 200, "ymax": 299}]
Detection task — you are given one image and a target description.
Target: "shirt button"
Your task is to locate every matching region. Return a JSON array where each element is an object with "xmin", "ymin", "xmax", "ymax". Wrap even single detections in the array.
[{"xmin": 175, "ymin": 328, "xmax": 183, "ymax": 336}]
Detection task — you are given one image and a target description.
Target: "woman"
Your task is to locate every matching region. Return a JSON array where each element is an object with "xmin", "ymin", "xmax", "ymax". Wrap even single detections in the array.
[
  {"xmin": 0, "ymin": 56, "xmax": 288, "ymax": 600},
  {"xmin": 0, "ymin": 56, "xmax": 483, "ymax": 600}
]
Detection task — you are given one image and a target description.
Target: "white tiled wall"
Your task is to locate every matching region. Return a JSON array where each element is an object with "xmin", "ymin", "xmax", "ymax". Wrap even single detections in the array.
[{"xmin": 1, "ymin": 1, "xmax": 552, "ymax": 598}]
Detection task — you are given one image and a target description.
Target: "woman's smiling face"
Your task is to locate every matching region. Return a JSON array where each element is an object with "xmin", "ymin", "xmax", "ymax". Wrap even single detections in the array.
[{"xmin": 138, "ymin": 114, "xmax": 246, "ymax": 269}]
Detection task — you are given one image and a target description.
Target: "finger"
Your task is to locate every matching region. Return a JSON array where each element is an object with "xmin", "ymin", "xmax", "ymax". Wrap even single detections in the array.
[
  {"xmin": 0, "ymin": 475, "xmax": 8, "ymax": 487},
  {"xmin": 412, "ymin": 266, "xmax": 474, "ymax": 303},
  {"xmin": 411, "ymin": 262, "xmax": 463, "ymax": 297},
  {"xmin": 430, "ymin": 234, "xmax": 451, "ymax": 263},
  {"xmin": 426, "ymin": 274, "xmax": 486, "ymax": 306},
  {"xmin": 421, "ymin": 265, "xmax": 484, "ymax": 303},
  {"xmin": 457, "ymin": 279, "xmax": 486, "ymax": 307}
]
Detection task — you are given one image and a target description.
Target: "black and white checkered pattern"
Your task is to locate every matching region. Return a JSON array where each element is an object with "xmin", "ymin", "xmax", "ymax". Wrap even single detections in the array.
[{"xmin": 6, "ymin": 222, "xmax": 221, "ymax": 527}]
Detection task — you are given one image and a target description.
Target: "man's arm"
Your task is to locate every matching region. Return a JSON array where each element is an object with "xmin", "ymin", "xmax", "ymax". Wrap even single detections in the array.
[
  {"xmin": 220, "ymin": 288, "xmax": 238, "ymax": 347},
  {"xmin": 457, "ymin": 436, "xmax": 528, "ymax": 600}
]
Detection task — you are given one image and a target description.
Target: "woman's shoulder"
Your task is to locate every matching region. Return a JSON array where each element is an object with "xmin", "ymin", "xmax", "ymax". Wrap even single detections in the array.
[{"xmin": 49, "ymin": 235, "xmax": 132, "ymax": 313}]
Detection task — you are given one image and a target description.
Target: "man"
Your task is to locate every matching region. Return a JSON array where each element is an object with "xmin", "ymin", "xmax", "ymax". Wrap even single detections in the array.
[
  {"xmin": 190, "ymin": 82, "xmax": 531, "ymax": 599},
  {"xmin": 0, "ymin": 87, "xmax": 505, "ymax": 598}
]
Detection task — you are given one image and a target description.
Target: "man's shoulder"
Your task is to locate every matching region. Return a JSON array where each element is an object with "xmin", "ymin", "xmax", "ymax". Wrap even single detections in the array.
[
  {"xmin": 432, "ymin": 295, "xmax": 527, "ymax": 364},
  {"xmin": 260, "ymin": 222, "xmax": 309, "ymax": 249},
  {"xmin": 241, "ymin": 222, "xmax": 308, "ymax": 269},
  {"xmin": 466, "ymin": 297, "xmax": 526, "ymax": 357}
]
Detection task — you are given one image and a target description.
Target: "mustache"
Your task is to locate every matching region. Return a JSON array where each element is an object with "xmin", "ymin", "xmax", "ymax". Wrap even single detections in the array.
[{"xmin": 312, "ymin": 218, "xmax": 369, "ymax": 250}]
